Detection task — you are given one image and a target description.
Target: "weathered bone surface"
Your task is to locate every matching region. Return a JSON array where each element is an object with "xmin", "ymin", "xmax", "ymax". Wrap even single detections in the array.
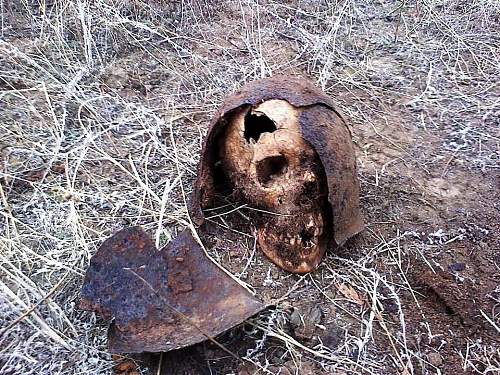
[
  {"xmin": 191, "ymin": 76, "xmax": 364, "ymax": 273},
  {"xmin": 79, "ymin": 227, "xmax": 265, "ymax": 353},
  {"xmin": 220, "ymin": 100, "xmax": 329, "ymax": 272}
]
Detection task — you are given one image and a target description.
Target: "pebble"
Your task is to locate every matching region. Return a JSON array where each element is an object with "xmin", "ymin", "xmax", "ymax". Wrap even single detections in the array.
[
  {"xmin": 427, "ymin": 352, "xmax": 443, "ymax": 367},
  {"xmin": 290, "ymin": 305, "xmax": 322, "ymax": 340},
  {"xmin": 448, "ymin": 262, "xmax": 465, "ymax": 272},
  {"xmin": 115, "ymin": 359, "xmax": 136, "ymax": 373}
]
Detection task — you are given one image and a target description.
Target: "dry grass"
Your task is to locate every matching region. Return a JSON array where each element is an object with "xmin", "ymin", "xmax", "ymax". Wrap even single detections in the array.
[{"xmin": 0, "ymin": 1, "xmax": 499, "ymax": 374}]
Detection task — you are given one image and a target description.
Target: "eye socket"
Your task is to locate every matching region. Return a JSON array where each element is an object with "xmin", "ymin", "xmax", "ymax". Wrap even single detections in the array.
[
  {"xmin": 256, "ymin": 155, "xmax": 288, "ymax": 186},
  {"xmin": 244, "ymin": 112, "xmax": 277, "ymax": 143}
]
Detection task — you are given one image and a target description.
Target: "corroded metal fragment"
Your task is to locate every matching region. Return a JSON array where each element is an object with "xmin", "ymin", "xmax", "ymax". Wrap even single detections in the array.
[
  {"xmin": 80, "ymin": 227, "xmax": 265, "ymax": 353},
  {"xmin": 191, "ymin": 75, "xmax": 364, "ymax": 273}
]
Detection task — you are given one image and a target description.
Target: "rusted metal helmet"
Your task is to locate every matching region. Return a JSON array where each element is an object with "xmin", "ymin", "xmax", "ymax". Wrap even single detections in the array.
[
  {"xmin": 191, "ymin": 76, "xmax": 364, "ymax": 273},
  {"xmin": 80, "ymin": 227, "xmax": 265, "ymax": 353}
]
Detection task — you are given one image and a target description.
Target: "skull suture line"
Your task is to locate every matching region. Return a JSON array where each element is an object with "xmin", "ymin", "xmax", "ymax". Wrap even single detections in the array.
[{"xmin": 192, "ymin": 76, "xmax": 364, "ymax": 273}]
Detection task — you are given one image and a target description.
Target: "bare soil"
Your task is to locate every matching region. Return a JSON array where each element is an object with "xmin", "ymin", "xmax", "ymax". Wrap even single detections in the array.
[{"xmin": 0, "ymin": 1, "xmax": 498, "ymax": 375}]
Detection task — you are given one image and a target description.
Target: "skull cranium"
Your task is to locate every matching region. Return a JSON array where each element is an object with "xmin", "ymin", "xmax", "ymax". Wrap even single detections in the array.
[{"xmin": 219, "ymin": 99, "xmax": 329, "ymax": 273}]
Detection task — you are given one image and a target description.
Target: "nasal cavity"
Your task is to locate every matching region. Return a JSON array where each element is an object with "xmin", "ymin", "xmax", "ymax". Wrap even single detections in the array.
[
  {"xmin": 299, "ymin": 228, "xmax": 314, "ymax": 248},
  {"xmin": 244, "ymin": 112, "xmax": 277, "ymax": 143},
  {"xmin": 256, "ymin": 155, "xmax": 288, "ymax": 186}
]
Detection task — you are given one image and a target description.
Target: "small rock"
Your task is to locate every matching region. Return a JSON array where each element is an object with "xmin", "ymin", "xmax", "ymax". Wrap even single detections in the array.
[
  {"xmin": 289, "ymin": 308, "xmax": 302, "ymax": 327},
  {"xmin": 448, "ymin": 263, "xmax": 465, "ymax": 272},
  {"xmin": 114, "ymin": 359, "xmax": 136, "ymax": 373},
  {"xmin": 290, "ymin": 305, "xmax": 322, "ymax": 340},
  {"xmin": 321, "ymin": 325, "xmax": 345, "ymax": 349},
  {"xmin": 427, "ymin": 352, "xmax": 443, "ymax": 367}
]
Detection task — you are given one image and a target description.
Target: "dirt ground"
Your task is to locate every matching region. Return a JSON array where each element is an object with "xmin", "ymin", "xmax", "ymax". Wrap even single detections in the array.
[{"xmin": 0, "ymin": 1, "xmax": 499, "ymax": 374}]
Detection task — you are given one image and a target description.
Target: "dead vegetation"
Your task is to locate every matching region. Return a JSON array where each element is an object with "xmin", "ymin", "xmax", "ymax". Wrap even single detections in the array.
[{"xmin": 0, "ymin": 1, "xmax": 499, "ymax": 374}]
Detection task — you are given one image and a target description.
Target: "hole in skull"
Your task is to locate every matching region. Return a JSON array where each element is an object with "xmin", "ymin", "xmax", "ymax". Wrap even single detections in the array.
[
  {"xmin": 256, "ymin": 155, "xmax": 288, "ymax": 186},
  {"xmin": 300, "ymin": 228, "xmax": 314, "ymax": 248},
  {"xmin": 244, "ymin": 112, "xmax": 277, "ymax": 143}
]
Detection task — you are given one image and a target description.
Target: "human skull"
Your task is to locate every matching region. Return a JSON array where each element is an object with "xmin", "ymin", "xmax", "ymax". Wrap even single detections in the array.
[
  {"xmin": 219, "ymin": 99, "xmax": 329, "ymax": 273},
  {"xmin": 191, "ymin": 76, "xmax": 364, "ymax": 273}
]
